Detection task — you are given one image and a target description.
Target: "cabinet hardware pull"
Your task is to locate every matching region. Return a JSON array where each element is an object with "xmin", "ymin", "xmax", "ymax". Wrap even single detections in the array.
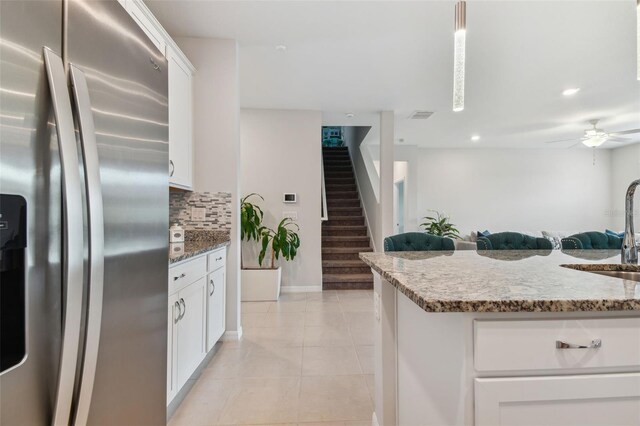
[
  {"xmin": 174, "ymin": 301, "xmax": 181, "ymax": 323},
  {"xmin": 173, "ymin": 273, "xmax": 186, "ymax": 281},
  {"xmin": 216, "ymin": 257, "xmax": 222, "ymax": 261},
  {"xmin": 169, "ymin": 160, "xmax": 175, "ymax": 177},
  {"xmin": 555, "ymin": 339, "xmax": 602, "ymax": 349},
  {"xmin": 210, "ymin": 279, "xmax": 215, "ymax": 296},
  {"xmin": 179, "ymin": 298, "xmax": 186, "ymax": 319}
]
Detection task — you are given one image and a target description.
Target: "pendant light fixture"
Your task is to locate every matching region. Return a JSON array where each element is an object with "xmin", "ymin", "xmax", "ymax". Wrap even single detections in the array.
[{"xmin": 453, "ymin": 0, "xmax": 467, "ymax": 112}]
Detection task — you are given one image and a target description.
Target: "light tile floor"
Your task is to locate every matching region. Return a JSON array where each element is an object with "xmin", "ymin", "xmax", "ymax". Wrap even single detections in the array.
[{"xmin": 169, "ymin": 290, "xmax": 375, "ymax": 426}]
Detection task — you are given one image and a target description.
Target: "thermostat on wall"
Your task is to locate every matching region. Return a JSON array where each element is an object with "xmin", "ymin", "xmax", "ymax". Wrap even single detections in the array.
[{"xmin": 283, "ymin": 193, "xmax": 297, "ymax": 204}]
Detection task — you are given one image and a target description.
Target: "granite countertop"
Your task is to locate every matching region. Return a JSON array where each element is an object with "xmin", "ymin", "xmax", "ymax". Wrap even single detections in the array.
[
  {"xmin": 360, "ymin": 250, "xmax": 640, "ymax": 313},
  {"xmin": 169, "ymin": 230, "xmax": 230, "ymax": 264}
]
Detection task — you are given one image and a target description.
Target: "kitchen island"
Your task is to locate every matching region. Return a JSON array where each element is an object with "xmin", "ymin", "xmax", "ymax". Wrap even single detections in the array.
[{"xmin": 360, "ymin": 250, "xmax": 640, "ymax": 426}]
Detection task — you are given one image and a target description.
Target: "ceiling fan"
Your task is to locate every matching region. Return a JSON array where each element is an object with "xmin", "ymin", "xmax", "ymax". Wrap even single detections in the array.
[{"xmin": 545, "ymin": 120, "xmax": 640, "ymax": 148}]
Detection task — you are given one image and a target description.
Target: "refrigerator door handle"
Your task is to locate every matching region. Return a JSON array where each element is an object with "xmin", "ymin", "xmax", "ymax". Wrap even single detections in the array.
[
  {"xmin": 43, "ymin": 48, "xmax": 85, "ymax": 426},
  {"xmin": 69, "ymin": 64, "xmax": 105, "ymax": 426}
]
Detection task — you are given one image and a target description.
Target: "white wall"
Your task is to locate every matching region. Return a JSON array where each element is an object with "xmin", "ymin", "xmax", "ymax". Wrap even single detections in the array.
[
  {"xmin": 177, "ymin": 37, "xmax": 242, "ymax": 336},
  {"xmin": 409, "ymin": 148, "xmax": 613, "ymax": 235},
  {"xmin": 610, "ymin": 144, "xmax": 640, "ymax": 230},
  {"xmin": 240, "ymin": 108, "xmax": 322, "ymax": 290}
]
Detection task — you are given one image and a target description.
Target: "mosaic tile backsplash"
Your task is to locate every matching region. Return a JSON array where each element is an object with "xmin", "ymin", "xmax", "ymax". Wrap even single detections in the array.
[{"xmin": 169, "ymin": 191, "xmax": 232, "ymax": 231}]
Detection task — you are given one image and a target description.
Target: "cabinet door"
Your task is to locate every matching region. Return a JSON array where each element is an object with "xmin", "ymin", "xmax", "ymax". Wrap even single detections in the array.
[
  {"xmin": 167, "ymin": 47, "xmax": 193, "ymax": 189},
  {"xmin": 167, "ymin": 293, "xmax": 179, "ymax": 403},
  {"xmin": 475, "ymin": 373, "xmax": 640, "ymax": 426},
  {"xmin": 176, "ymin": 278, "xmax": 206, "ymax": 387},
  {"xmin": 206, "ymin": 267, "xmax": 226, "ymax": 351}
]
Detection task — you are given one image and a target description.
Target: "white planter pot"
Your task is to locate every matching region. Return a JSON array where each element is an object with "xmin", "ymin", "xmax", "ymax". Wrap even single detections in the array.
[{"xmin": 241, "ymin": 267, "xmax": 282, "ymax": 301}]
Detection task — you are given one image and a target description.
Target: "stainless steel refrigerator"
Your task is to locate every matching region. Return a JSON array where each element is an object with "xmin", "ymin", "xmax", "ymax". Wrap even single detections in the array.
[{"xmin": 0, "ymin": 1, "xmax": 169, "ymax": 424}]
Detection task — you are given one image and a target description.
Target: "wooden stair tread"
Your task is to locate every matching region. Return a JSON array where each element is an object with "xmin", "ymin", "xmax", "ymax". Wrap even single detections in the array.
[
  {"xmin": 322, "ymin": 259, "xmax": 370, "ymax": 266},
  {"xmin": 322, "ymin": 247, "xmax": 372, "ymax": 253},
  {"xmin": 322, "ymin": 273, "xmax": 373, "ymax": 282}
]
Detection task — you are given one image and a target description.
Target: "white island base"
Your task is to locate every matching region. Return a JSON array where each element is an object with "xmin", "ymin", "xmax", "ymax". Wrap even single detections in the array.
[{"xmin": 373, "ymin": 274, "xmax": 640, "ymax": 426}]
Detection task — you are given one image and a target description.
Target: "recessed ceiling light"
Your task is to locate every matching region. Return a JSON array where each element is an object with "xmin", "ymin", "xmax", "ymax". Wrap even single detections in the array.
[
  {"xmin": 275, "ymin": 45, "xmax": 287, "ymax": 51},
  {"xmin": 471, "ymin": 135, "xmax": 480, "ymax": 142},
  {"xmin": 562, "ymin": 88, "xmax": 580, "ymax": 96},
  {"xmin": 345, "ymin": 113, "xmax": 355, "ymax": 118}
]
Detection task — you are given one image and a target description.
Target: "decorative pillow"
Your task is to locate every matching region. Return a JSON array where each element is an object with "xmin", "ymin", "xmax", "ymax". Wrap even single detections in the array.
[{"xmin": 477, "ymin": 230, "xmax": 491, "ymax": 238}]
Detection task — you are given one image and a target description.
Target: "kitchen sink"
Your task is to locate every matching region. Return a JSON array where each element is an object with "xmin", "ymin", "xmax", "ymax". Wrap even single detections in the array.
[
  {"xmin": 585, "ymin": 270, "xmax": 640, "ymax": 282},
  {"xmin": 561, "ymin": 264, "xmax": 640, "ymax": 283}
]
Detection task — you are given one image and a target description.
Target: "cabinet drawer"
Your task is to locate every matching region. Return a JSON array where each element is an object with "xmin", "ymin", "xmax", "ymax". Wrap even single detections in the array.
[
  {"xmin": 474, "ymin": 318, "xmax": 640, "ymax": 372},
  {"xmin": 169, "ymin": 256, "xmax": 206, "ymax": 294},
  {"xmin": 208, "ymin": 249, "xmax": 226, "ymax": 272}
]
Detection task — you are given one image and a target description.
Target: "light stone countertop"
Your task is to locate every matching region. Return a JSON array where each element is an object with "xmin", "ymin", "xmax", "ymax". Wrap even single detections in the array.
[
  {"xmin": 169, "ymin": 230, "xmax": 230, "ymax": 264},
  {"xmin": 359, "ymin": 250, "xmax": 640, "ymax": 313}
]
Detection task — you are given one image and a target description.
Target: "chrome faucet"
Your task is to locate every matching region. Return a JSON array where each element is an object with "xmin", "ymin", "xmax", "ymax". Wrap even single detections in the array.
[{"xmin": 621, "ymin": 179, "xmax": 640, "ymax": 264}]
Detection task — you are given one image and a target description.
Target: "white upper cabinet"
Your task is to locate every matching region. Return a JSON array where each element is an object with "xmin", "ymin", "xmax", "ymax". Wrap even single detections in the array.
[
  {"xmin": 167, "ymin": 46, "xmax": 194, "ymax": 189},
  {"xmin": 120, "ymin": 0, "xmax": 195, "ymax": 190},
  {"xmin": 126, "ymin": 0, "xmax": 166, "ymax": 56}
]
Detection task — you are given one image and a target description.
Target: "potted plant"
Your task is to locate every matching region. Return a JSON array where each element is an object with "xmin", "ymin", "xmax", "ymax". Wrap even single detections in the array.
[
  {"xmin": 240, "ymin": 194, "xmax": 301, "ymax": 301},
  {"xmin": 420, "ymin": 210, "xmax": 461, "ymax": 239}
]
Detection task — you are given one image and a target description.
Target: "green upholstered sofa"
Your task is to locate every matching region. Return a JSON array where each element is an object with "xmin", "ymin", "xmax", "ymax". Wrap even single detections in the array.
[
  {"xmin": 384, "ymin": 232, "xmax": 455, "ymax": 252},
  {"xmin": 476, "ymin": 232, "xmax": 553, "ymax": 250},
  {"xmin": 560, "ymin": 232, "xmax": 622, "ymax": 250}
]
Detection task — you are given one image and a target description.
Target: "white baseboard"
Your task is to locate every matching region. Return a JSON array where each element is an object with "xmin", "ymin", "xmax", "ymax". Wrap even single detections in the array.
[
  {"xmin": 221, "ymin": 327, "xmax": 243, "ymax": 341},
  {"xmin": 281, "ymin": 285, "xmax": 322, "ymax": 293},
  {"xmin": 372, "ymin": 411, "xmax": 379, "ymax": 426}
]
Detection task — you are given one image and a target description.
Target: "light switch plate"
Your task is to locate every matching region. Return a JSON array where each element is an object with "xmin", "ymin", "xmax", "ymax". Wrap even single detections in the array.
[
  {"xmin": 283, "ymin": 211, "xmax": 298, "ymax": 220},
  {"xmin": 191, "ymin": 207, "xmax": 206, "ymax": 221}
]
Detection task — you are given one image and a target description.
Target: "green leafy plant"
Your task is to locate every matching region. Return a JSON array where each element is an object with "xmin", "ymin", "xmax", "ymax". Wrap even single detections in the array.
[
  {"xmin": 258, "ymin": 218, "xmax": 301, "ymax": 269},
  {"xmin": 420, "ymin": 210, "xmax": 461, "ymax": 239},
  {"xmin": 241, "ymin": 193, "xmax": 264, "ymax": 242}
]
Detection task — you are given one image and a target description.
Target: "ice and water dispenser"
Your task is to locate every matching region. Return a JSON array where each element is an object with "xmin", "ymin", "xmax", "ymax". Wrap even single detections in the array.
[{"xmin": 0, "ymin": 194, "xmax": 27, "ymax": 373}]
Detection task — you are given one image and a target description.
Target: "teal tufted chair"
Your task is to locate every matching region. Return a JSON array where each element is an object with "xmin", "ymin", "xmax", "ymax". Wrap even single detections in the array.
[
  {"xmin": 384, "ymin": 232, "xmax": 455, "ymax": 252},
  {"xmin": 561, "ymin": 232, "xmax": 622, "ymax": 250},
  {"xmin": 477, "ymin": 232, "xmax": 553, "ymax": 250}
]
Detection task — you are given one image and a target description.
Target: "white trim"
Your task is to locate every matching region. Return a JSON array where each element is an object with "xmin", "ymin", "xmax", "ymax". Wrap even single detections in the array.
[
  {"xmin": 347, "ymin": 144, "xmax": 378, "ymax": 252},
  {"xmin": 281, "ymin": 285, "xmax": 323, "ymax": 293},
  {"xmin": 372, "ymin": 411, "xmax": 380, "ymax": 426},
  {"xmin": 129, "ymin": 0, "xmax": 196, "ymax": 73},
  {"xmin": 221, "ymin": 327, "xmax": 243, "ymax": 341},
  {"xmin": 320, "ymin": 154, "xmax": 328, "ymax": 222}
]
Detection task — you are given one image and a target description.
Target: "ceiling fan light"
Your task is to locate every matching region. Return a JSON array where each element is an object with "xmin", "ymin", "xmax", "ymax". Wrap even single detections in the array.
[{"xmin": 582, "ymin": 136, "xmax": 608, "ymax": 148}]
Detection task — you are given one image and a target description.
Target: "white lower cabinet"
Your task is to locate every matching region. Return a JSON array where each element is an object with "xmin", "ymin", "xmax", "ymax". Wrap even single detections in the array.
[
  {"xmin": 168, "ymin": 248, "xmax": 227, "ymax": 404},
  {"xmin": 167, "ymin": 293, "xmax": 179, "ymax": 402},
  {"xmin": 475, "ymin": 373, "xmax": 640, "ymax": 426},
  {"xmin": 474, "ymin": 318, "xmax": 640, "ymax": 426},
  {"xmin": 206, "ymin": 267, "xmax": 226, "ymax": 351},
  {"xmin": 176, "ymin": 277, "xmax": 207, "ymax": 386}
]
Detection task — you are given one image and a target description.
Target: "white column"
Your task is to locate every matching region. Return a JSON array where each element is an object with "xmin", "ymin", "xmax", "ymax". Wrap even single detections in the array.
[
  {"xmin": 179, "ymin": 37, "xmax": 243, "ymax": 339},
  {"xmin": 379, "ymin": 111, "xmax": 395, "ymax": 249}
]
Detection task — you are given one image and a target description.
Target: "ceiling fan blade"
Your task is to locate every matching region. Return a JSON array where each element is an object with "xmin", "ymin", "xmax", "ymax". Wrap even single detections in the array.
[
  {"xmin": 567, "ymin": 141, "xmax": 582, "ymax": 149},
  {"xmin": 608, "ymin": 137, "xmax": 631, "ymax": 142},
  {"xmin": 544, "ymin": 138, "xmax": 579, "ymax": 144},
  {"xmin": 610, "ymin": 128, "xmax": 640, "ymax": 136}
]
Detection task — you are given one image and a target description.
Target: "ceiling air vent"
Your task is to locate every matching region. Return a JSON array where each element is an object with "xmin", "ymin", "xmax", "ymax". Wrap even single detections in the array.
[{"xmin": 409, "ymin": 111, "xmax": 434, "ymax": 120}]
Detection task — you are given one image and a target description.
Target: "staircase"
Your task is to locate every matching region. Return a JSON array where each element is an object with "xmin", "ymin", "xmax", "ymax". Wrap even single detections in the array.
[{"xmin": 322, "ymin": 147, "xmax": 373, "ymax": 290}]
